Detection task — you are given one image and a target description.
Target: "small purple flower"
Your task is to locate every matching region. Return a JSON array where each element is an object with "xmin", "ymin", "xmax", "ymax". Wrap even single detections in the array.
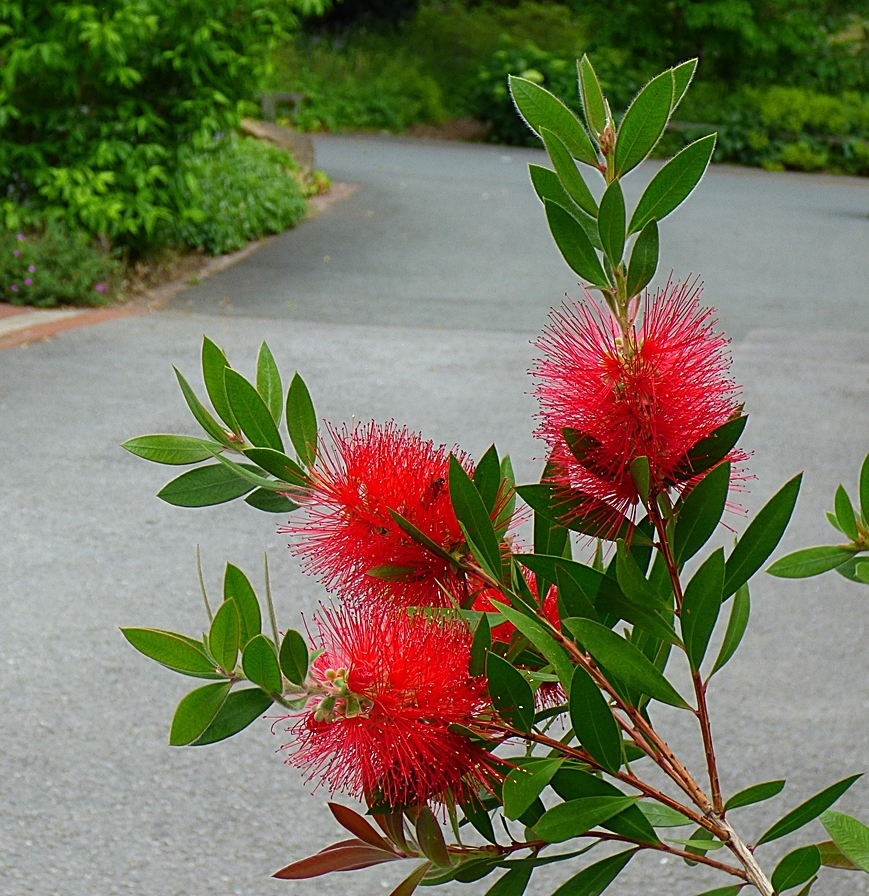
[
  {"xmin": 16, "ymin": 233, "xmax": 24, "ymax": 241},
  {"xmin": 13, "ymin": 250, "xmax": 20, "ymax": 258},
  {"xmin": 24, "ymin": 278, "xmax": 32, "ymax": 286},
  {"xmin": 10, "ymin": 284, "xmax": 18, "ymax": 291},
  {"xmin": 95, "ymin": 283, "xmax": 105, "ymax": 293},
  {"xmin": 27, "ymin": 265, "xmax": 35, "ymax": 273}
]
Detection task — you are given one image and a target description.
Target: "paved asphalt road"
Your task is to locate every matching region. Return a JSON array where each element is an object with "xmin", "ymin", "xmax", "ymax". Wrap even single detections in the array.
[{"xmin": 3, "ymin": 134, "xmax": 869, "ymax": 896}]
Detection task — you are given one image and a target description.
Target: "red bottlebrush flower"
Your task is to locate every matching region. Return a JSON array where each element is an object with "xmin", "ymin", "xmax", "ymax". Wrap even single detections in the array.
[
  {"xmin": 284, "ymin": 421, "xmax": 476, "ymax": 608},
  {"xmin": 285, "ymin": 605, "xmax": 497, "ymax": 808},
  {"xmin": 534, "ymin": 280, "xmax": 741, "ymax": 530}
]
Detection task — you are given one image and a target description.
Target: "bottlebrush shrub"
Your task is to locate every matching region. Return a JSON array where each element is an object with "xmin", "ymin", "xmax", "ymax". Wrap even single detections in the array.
[
  {"xmin": 122, "ymin": 59, "xmax": 869, "ymax": 896},
  {"xmin": 0, "ymin": 226, "xmax": 120, "ymax": 307}
]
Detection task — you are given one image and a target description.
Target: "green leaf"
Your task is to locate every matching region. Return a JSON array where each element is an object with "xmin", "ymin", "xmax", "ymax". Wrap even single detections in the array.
[
  {"xmin": 569, "ymin": 665, "xmax": 621, "ymax": 774},
  {"xmin": 121, "ymin": 628, "xmax": 220, "ymax": 678},
  {"xmin": 681, "ymin": 548, "xmax": 724, "ymax": 671},
  {"xmin": 834, "ymin": 485, "xmax": 859, "ymax": 541},
  {"xmin": 673, "ymin": 416, "xmax": 747, "ymax": 483},
  {"xmin": 390, "ymin": 862, "xmax": 431, "ymax": 896},
  {"xmin": 495, "ymin": 602, "xmax": 574, "ymax": 688},
  {"xmin": 771, "ymin": 846, "xmax": 821, "ymax": 892},
  {"xmin": 449, "ymin": 455, "xmax": 502, "ymax": 578},
  {"xmin": 818, "ymin": 838, "xmax": 862, "ymax": 870},
  {"xmin": 173, "ymin": 367, "xmax": 232, "ymax": 446},
  {"xmin": 474, "ymin": 444, "xmax": 502, "ymax": 514},
  {"xmin": 724, "ymin": 779, "xmax": 785, "ymax": 812},
  {"xmin": 469, "ymin": 613, "xmax": 491, "ymax": 677},
  {"xmin": 670, "ymin": 59, "xmax": 697, "ymax": 112},
  {"xmin": 628, "ymin": 134, "xmax": 717, "ymax": 234},
  {"xmin": 416, "ymin": 807, "xmax": 451, "ymax": 867},
  {"xmin": 484, "ymin": 866, "xmax": 533, "ymax": 896},
  {"xmin": 540, "ymin": 128, "xmax": 598, "ymax": 218},
  {"xmin": 170, "ymin": 681, "xmax": 231, "ymax": 746},
  {"xmin": 503, "ymin": 758, "xmax": 564, "ymax": 820},
  {"xmin": 223, "ymin": 563, "xmax": 261, "ymax": 647},
  {"xmin": 757, "ymin": 775, "xmax": 862, "ymax": 845},
  {"xmin": 860, "ymin": 451, "xmax": 869, "ymax": 524},
  {"xmin": 544, "ymin": 199, "xmax": 609, "ymax": 288},
  {"xmin": 256, "ymin": 341, "xmax": 283, "ymax": 425},
  {"xmin": 597, "ymin": 180, "xmax": 626, "ymax": 268},
  {"xmin": 534, "ymin": 796, "xmax": 638, "ymax": 842},
  {"xmin": 625, "ymin": 220, "xmax": 658, "ymax": 299},
  {"xmin": 286, "ymin": 372, "xmax": 318, "ymax": 467},
  {"xmin": 121, "ymin": 434, "xmax": 221, "ymax": 465},
  {"xmin": 487, "ymin": 653, "xmax": 535, "ymax": 732},
  {"xmin": 191, "ymin": 687, "xmax": 273, "ymax": 745},
  {"xmin": 279, "ymin": 629, "xmax": 309, "ymax": 686},
  {"xmin": 242, "ymin": 634, "xmax": 283, "ymax": 694},
  {"xmin": 204, "ymin": 448, "xmax": 288, "ymax": 492},
  {"xmin": 674, "ymin": 461, "xmax": 731, "ymax": 564},
  {"xmin": 461, "ymin": 797, "xmax": 498, "ymax": 845},
  {"xmin": 724, "ymin": 473, "xmax": 802, "ymax": 598},
  {"xmin": 767, "ymin": 545, "xmax": 856, "ymax": 579},
  {"xmin": 556, "ymin": 566, "xmax": 600, "ymax": 624},
  {"xmin": 820, "ymin": 810, "xmax": 869, "ymax": 872},
  {"xmin": 564, "ymin": 618, "xmax": 690, "ymax": 709},
  {"xmin": 614, "ymin": 71, "xmax": 673, "ymax": 177},
  {"xmin": 528, "ymin": 165, "xmax": 603, "ymax": 250},
  {"xmin": 224, "ymin": 368, "xmax": 283, "ymax": 452},
  {"xmin": 578, "ymin": 55, "xmax": 607, "ymax": 136},
  {"xmin": 710, "ymin": 582, "xmax": 750, "ymax": 675},
  {"xmin": 637, "ymin": 802, "xmax": 693, "ymax": 828},
  {"xmin": 615, "ymin": 540, "xmax": 669, "ymax": 610},
  {"xmin": 509, "ymin": 76, "xmax": 599, "ymax": 167},
  {"xmin": 244, "ymin": 488, "xmax": 299, "ymax": 513},
  {"xmin": 550, "ymin": 849, "xmax": 636, "ymax": 896},
  {"xmin": 388, "ymin": 509, "xmax": 456, "ymax": 564},
  {"xmin": 201, "ymin": 336, "xmax": 238, "ymax": 432},
  {"xmin": 692, "ymin": 888, "xmax": 742, "ymax": 896},
  {"xmin": 242, "ymin": 447, "xmax": 309, "ymax": 487},
  {"xmin": 209, "ymin": 598, "xmax": 240, "ymax": 673}
]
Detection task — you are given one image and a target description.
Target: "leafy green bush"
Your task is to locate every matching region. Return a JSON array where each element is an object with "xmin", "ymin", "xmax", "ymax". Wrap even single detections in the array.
[
  {"xmin": 0, "ymin": 227, "xmax": 120, "ymax": 307},
  {"xmin": 0, "ymin": 0, "xmax": 321, "ymax": 251},
  {"xmin": 173, "ymin": 138, "xmax": 308, "ymax": 256}
]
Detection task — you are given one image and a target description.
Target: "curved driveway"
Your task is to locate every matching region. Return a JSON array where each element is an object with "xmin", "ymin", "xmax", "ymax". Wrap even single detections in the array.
[{"xmin": 2, "ymin": 135, "xmax": 869, "ymax": 896}]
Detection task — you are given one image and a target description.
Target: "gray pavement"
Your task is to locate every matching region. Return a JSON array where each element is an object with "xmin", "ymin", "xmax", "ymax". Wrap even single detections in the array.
[{"xmin": 3, "ymin": 134, "xmax": 869, "ymax": 896}]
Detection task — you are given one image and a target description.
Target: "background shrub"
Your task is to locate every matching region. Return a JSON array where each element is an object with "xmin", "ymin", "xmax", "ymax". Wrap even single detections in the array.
[
  {"xmin": 0, "ymin": 227, "xmax": 120, "ymax": 308},
  {"xmin": 173, "ymin": 137, "xmax": 308, "ymax": 256}
]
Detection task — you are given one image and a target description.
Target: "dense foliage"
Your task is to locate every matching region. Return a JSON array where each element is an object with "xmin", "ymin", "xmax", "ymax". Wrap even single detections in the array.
[{"xmin": 0, "ymin": 0, "xmax": 321, "ymax": 249}]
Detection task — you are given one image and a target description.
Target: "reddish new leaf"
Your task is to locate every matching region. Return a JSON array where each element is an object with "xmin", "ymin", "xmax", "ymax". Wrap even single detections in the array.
[
  {"xmin": 273, "ymin": 841, "xmax": 402, "ymax": 879},
  {"xmin": 329, "ymin": 802, "xmax": 395, "ymax": 852}
]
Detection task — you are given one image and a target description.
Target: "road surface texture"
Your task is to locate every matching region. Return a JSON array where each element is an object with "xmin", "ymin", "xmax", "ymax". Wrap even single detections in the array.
[{"xmin": 3, "ymin": 133, "xmax": 869, "ymax": 896}]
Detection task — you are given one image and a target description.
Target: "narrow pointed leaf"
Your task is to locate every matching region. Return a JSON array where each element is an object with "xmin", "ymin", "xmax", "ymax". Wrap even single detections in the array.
[
  {"xmin": 629, "ymin": 134, "xmax": 717, "ymax": 234},
  {"xmin": 485, "ymin": 866, "xmax": 533, "ymax": 896},
  {"xmin": 820, "ymin": 810, "xmax": 869, "ymax": 872},
  {"xmin": 121, "ymin": 435, "xmax": 221, "ymax": 465},
  {"xmin": 818, "ymin": 839, "xmax": 862, "ymax": 870},
  {"xmin": 170, "ymin": 681, "xmax": 231, "ymax": 746},
  {"xmin": 242, "ymin": 447, "xmax": 310, "ymax": 486},
  {"xmin": 674, "ymin": 461, "xmax": 731, "ymax": 564},
  {"xmin": 224, "ymin": 368, "xmax": 283, "ymax": 451},
  {"xmin": 449, "ymin": 455, "xmax": 502, "ymax": 577},
  {"xmin": 529, "ymin": 165, "xmax": 603, "ymax": 249},
  {"xmin": 569, "ymin": 665, "xmax": 621, "ymax": 773},
  {"xmin": 503, "ymin": 758, "xmax": 563, "ymax": 820},
  {"xmin": 244, "ymin": 488, "xmax": 299, "ymax": 513},
  {"xmin": 692, "ymin": 887, "xmax": 742, "ymax": 896},
  {"xmin": 191, "ymin": 687, "xmax": 273, "ymax": 745},
  {"xmin": 469, "ymin": 613, "xmax": 491, "ymax": 677},
  {"xmin": 625, "ymin": 220, "xmax": 658, "ymax": 299},
  {"xmin": 578, "ymin": 55, "xmax": 607, "ymax": 136},
  {"xmin": 209, "ymin": 597, "xmax": 240, "ymax": 673},
  {"xmin": 673, "ymin": 416, "xmax": 747, "ymax": 483},
  {"xmin": 724, "ymin": 473, "xmax": 802, "ymax": 597},
  {"xmin": 286, "ymin": 373, "xmax": 318, "ymax": 467},
  {"xmin": 860, "ymin": 451, "xmax": 869, "ymax": 524},
  {"xmin": 279, "ymin": 629, "xmax": 309, "ymax": 685},
  {"xmin": 615, "ymin": 540, "xmax": 668, "ymax": 609},
  {"xmin": 256, "ymin": 342, "xmax": 283, "ymax": 424},
  {"xmin": 122, "ymin": 628, "xmax": 220, "ymax": 678},
  {"xmin": 534, "ymin": 796, "xmax": 638, "ymax": 842},
  {"xmin": 767, "ymin": 545, "xmax": 856, "ymax": 578},
  {"xmin": 474, "ymin": 444, "xmax": 502, "ymax": 514},
  {"xmin": 416, "ymin": 807, "xmax": 451, "ymax": 867},
  {"xmin": 461, "ymin": 798, "xmax": 497, "ymax": 845},
  {"xmin": 173, "ymin": 367, "xmax": 232, "ymax": 445},
  {"xmin": 544, "ymin": 199, "xmax": 609, "ymax": 287},
  {"xmin": 487, "ymin": 653, "xmax": 535, "ymax": 732},
  {"xmin": 724, "ymin": 779, "xmax": 785, "ymax": 812},
  {"xmin": 201, "ymin": 337, "xmax": 238, "ymax": 431},
  {"xmin": 597, "ymin": 181, "xmax": 626, "ymax": 268},
  {"xmin": 390, "ymin": 862, "xmax": 431, "ymax": 896},
  {"xmin": 328, "ymin": 804, "xmax": 392, "ymax": 851},
  {"xmin": 223, "ymin": 563, "xmax": 261, "ymax": 647},
  {"xmin": 565, "ymin": 618, "xmax": 690, "ymax": 708},
  {"xmin": 509, "ymin": 76, "xmax": 599, "ymax": 167},
  {"xmin": 710, "ymin": 582, "xmax": 750, "ymax": 675},
  {"xmin": 273, "ymin": 842, "xmax": 402, "ymax": 879},
  {"xmin": 681, "ymin": 548, "xmax": 724, "ymax": 671},
  {"xmin": 556, "ymin": 566, "xmax": 600, "ymax": 624},
  {"xmin": 670, "ymin": 60, "xmax": 697, "ymax": 112},
  {"xmin": 614, "ymin": 71, "xmax": 673, "ymax": 176},
  {"xmin": 388, "ymin": 509, "xmax": 456, "ymax": 564},
  {"xmin": 540, "ymin": 128, "xmax": 597, "ymax": 217},
  {"xmin": 638, "ymin": 802, "xmax": 693, "ymax": 828},
  {"xmin": 757, "ymin": 775, "xmax": 862, "ymax": 845},
  {"xmin": 551, "ymin": 849, "xmax": 636, "ymax": 896},
  {"xmin": 834, "ymin": 485, "xmax": 859, "ymax": 540},
  {"xmin": 771, "ymin": 846, "xmax": 821, "ymax": 892},
  {"xmin": 495, "ymin": 602, "xmax": 573, "ymax": 687},
  {"xmin": 242, "ymin": 634, "xmax": 282, "ymax": 694}
]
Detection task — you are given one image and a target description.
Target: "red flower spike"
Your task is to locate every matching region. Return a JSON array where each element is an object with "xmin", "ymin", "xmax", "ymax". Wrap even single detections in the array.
[
  {"xmin": 285, "ymin": 605, "xmax": 498, "ymax": 809},
  {"xmin": 534, "ymin": 280, "xmax": 742, "ymax": 530},
  {"xmin": 284, "ymin": 421, "xmax": 474, "ymax": 607}
]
